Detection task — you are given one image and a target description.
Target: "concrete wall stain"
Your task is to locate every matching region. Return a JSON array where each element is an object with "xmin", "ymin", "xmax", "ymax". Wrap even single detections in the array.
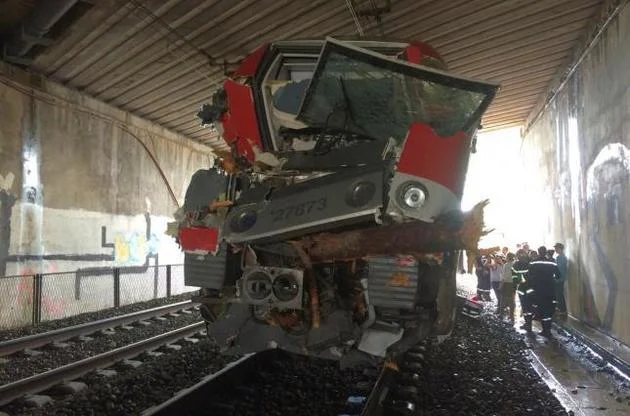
[
  {"xmin": 521, "ymin": 4, "xmax": 630, "ymax": 344},
  {"xmin": 0, "ymin": 57, "xmax": 213, "ymax": 327},
  {"xmin": 0, "ymin": 172, "xmax": 17, "ymax": 276}
]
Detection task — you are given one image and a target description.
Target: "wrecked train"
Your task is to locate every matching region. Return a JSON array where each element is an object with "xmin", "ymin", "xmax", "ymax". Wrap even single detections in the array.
[{"xmin": 169, "ymin": 38, "xmax": 498, "ymax": 364}]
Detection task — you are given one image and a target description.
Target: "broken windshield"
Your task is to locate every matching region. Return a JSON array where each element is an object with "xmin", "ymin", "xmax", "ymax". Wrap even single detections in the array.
[{"xmin": 296, "ymin": 39, "xmax": 498, "ymax": 141}]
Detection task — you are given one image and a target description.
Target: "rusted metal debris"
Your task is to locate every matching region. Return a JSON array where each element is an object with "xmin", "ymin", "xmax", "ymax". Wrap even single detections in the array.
[
  {"xmin": 209, "ymin": 200, "xmax": 233, "ymax": 212},
  {"xmin": 289, "ymin": 241, "xmax": 320, "ymax": 329},
  {"xmin": 465, "ymin": 245, "xmax": 501, "ymax": 273},
  {"xmin": 298, "ymin": 200, "xmax": 490, "ymax": 263}
]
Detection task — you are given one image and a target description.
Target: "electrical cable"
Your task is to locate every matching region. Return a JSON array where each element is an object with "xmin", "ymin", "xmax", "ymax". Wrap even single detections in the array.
[
  {"xmin": 523, "ymin": 0, "xmax": 629, "ymax": 136},
  {"xmin": 345, "ymin": 0, "xmax": 365, "ymax": 37},
  {"xmin": 0, "ymin": 72, "xmax": 216, "ymax": 208},
  {"xmin": 125, "ymin": 0, "xmax": 242, "ymax": 74},
  {"xmin": 127, "ymin": 0, "xmax": 215, "ymax": 64},
  {"xmin": 369, "ymin": 0, "xmax": 387, "ymax": 36}
]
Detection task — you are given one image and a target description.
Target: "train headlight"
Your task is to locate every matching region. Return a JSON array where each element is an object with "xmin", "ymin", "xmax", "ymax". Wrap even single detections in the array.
[
  {"xmin": 244, "ymin": 272, "xmax": 273, "ymax": 300},
  {"xmin": 229, "ymin": 210, "xmax": 257, "ymax": 233},
  {"xmin": 401, "ymin": 184, "xmax": 427, "ymax": 209},
  {"xmin": 346, "ymin": 181, "xmax": 376, "ymax": 207},
  {"xmin": 272, "ymin": 274, "xmax": 300, "ymax": 302}
]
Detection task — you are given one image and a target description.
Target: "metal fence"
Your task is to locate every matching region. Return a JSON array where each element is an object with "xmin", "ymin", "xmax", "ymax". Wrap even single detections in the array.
[{"xmin": 0, "ymin": 264, "xmax": 198, "ymax": 329}]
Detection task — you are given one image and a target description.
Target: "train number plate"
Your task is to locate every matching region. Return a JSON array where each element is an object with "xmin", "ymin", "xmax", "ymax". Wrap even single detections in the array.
[{"xmin": 269, "ymin": 197, "xmax": 328, "ymax": 222}]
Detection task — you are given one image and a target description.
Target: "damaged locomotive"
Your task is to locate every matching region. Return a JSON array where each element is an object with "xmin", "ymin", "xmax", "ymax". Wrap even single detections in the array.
[{"xmin": 168, "ymin": 38, "xmax": 498, "ymax": 365}]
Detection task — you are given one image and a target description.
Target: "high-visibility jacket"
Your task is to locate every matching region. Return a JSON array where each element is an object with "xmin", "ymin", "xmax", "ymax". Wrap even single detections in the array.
[
  {"xmin": 528, "ymin": 260, "xmax": 560, "ymax": 299},
  {"xmin": 512, "ymin": 260, "xmax": 530, "ymax": 295}
]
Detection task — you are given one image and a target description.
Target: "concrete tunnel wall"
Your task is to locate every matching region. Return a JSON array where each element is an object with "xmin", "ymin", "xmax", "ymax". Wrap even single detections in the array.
[
  {"xmin": 521, "ymin": 3, "xmax": 630, "ymax": 345},
  {"xmin": 0, "ymin": 61, "xmax": 215, "ymax": 326}
]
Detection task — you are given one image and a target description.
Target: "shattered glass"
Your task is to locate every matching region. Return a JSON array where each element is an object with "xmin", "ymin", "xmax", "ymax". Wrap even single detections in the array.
[{"xmin": 297, "ymin": 50, "xmax": 489, "ymax": 141}]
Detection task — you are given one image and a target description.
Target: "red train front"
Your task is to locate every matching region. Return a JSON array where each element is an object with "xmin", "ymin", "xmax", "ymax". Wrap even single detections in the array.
[{"xmin": 171, "ymin": 38, "xmax": 498, "ymax": 364}]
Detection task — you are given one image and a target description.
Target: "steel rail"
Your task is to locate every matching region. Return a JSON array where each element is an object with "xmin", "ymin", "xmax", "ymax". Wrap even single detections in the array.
[
  {"xmin": 360, "ymin": 365, "xmax": 396, "ymax": 416},
  {"xmin": 142, "ymin": 349, "xmax": 398, "ymax": 416},
  {"xmin": 0, "ymin": 322, "xmax": 205, "ymax": 407},
  {"xmin": 141, "ymin": 352, "xmax": 261, "ymax": 416},
  {"xmin": 0, "ymin": 300, "xmax": 196, "ymax": 357}
]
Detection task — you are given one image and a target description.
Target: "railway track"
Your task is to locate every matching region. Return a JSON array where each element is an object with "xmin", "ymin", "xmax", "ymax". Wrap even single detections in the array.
[
  {"xmin": 0, "ymin": 322, "xmax": 206, "ymax": 407},
  {"xmin": 142, "ymin": 343, "xmax": 428, "ymax": 416},
  {"xmin": 336, "ymin": 345, "xmax": 425, "ymax": 416},
  {"xmin": 0, "ymin": 300, "xmax": 197, "ymax": 357}
]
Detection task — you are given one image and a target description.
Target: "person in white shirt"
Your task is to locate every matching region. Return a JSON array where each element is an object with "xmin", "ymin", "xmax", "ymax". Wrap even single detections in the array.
[{"xmin": 489, "ymin": 255, "xmax": 503, "ymax": 306}]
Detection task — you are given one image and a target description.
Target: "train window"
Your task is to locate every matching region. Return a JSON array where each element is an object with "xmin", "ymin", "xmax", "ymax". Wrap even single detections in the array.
[{"xmin": 262, "ymin": 55, "xmax": 318, "ymax": 146}]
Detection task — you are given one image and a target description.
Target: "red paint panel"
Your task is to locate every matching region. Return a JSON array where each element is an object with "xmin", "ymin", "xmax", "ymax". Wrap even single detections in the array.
[
  {"xmin": 396, "ymin": 255, "xmax": 418, "ymax": 267},
  {"xmin": 397, "ymin": 123, "xmax": 470, "ymax": 196},
  {"xmin": 404, "ymin": 42, "xmax": 447, "ymax": 69},
  {"xmin": 232, "ymin": 44, "xmax": 269, "ymax": 78},
  {"xmin": 220, "ymin": 79, "xmax": 262, "ymax": 162},
  {"xmin": 179, "ymin": 227, "xmax": 220, "ymax": 254}
]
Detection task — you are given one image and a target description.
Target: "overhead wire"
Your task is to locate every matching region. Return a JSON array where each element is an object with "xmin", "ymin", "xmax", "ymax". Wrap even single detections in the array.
[
  {"xmin": 345, "ymin": 0, "xmax": 365, "ymax": 37},
  {"xmin": 124, "ymin": 0, "xmax": 243, "ymax": 83},
  {"xmin": 127, "ymin": 0, "xmax": 216, "ymax": 64},
  {"xmin": 121, "ymin": 0, "xmax": 234, "ymax": 149},
  {"xmin": 369, "ymin": 0, "xmax": 387, "ymax": 37},
  {"xmin": 523, "ymin": 0, "xmax": 629, "ymax": 137},
  {"xmin": 0, "ymin": 71, "xmax": 218, "ymax": 208}
]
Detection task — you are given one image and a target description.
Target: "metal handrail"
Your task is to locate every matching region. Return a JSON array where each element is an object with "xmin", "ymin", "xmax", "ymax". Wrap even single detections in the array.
[{"xmin": 0, "ymin": 264, "xmax": 185, "ymax": 280}]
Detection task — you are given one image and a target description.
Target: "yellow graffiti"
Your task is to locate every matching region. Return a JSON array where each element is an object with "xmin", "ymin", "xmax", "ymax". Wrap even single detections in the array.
[
  {"xmin": 388, "ymin": 272, "xmax": 412, "ymax": 287},
  {"xmin": 114, "ymin": 235, "xmax": 130, "ymax": 264},
  {"xmin": 114, "ymin": 233, "xmax": 150, "ymax": 264}
]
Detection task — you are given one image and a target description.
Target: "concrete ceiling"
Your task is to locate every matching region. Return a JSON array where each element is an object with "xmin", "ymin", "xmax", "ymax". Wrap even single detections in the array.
[
  {"xmin": 0, "ymin": 0, "xmax": 37, "ymax": 35},
  {"xmin": 13, "ymin": 0, "xmax": 608, "ymax": 150}
]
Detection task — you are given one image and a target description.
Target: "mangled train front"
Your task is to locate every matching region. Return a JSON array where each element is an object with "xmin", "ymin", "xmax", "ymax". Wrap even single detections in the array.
[{"xmin": 169, "ymin": 38, "xmax": 498, "ymax": 363}]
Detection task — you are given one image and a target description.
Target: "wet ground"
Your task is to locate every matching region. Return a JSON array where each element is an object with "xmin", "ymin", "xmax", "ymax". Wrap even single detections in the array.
[
  {"xmin": 457, "ymin": 273, "xmax": 630, "ymax": 416},
  {"xmin": 528, "ymin": 328, "xmax": 630, "ymax": 415}
]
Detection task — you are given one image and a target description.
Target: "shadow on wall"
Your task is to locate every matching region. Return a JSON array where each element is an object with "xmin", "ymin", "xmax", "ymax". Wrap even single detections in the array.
[
  {"xmin": 576, "ymin": 143, "xmax": 629, "ymax": 332},
  {"xmin": 0, "ymin": 173, "xmax": 17, "ymax": 277}
]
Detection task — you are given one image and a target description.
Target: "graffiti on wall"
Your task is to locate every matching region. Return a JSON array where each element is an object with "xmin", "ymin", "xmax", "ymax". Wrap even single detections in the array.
[
  {"xmin": 15, "ymin": 267, "xmax": 65, "ymax": 319},
  {"xmin": 114, "ymin": 230, "xmax": 160, "ymax": 265},
  {"xmin": 1, "ymin": 200, "xmax": 162, "ymax": 323},
  {"xmin": 74, "ymin": 212, "xmax": 160, "ymax": 301}
]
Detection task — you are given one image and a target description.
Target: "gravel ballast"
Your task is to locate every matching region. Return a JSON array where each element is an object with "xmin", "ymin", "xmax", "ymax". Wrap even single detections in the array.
[
  {"xmin": 0, "ymin": 312, "xmax": 202, "ymax": 385},
  {"xmin": 4, "ymin": 313, "xmax": 574, "ymax": 416},
  {"xmin": 193, "ymin": 352, "xmax": 376, "ymax": 416},
  {"xmin": 410, "ymin": 315, "xmax": 569, "ymax": 415},
  {"xmin": 0, "ymin": 293, "xmax": 194, "ymax": 342},
  {"xmin": 183, "ymin": 315, "xmax": 570, "ymax": 416},
  {"xmin": 4, "ymin": 338, "xmax": 232, "ymax": 416}
]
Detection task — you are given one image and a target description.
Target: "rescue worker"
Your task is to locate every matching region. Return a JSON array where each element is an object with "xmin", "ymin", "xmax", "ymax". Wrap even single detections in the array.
[
  {"xmin": 512, "ymin": 249, "xmax": 532, "ymax": 332},
  {"xmin": 528, "ymin": 246, "xmax": 561, "ymax": 337}
]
